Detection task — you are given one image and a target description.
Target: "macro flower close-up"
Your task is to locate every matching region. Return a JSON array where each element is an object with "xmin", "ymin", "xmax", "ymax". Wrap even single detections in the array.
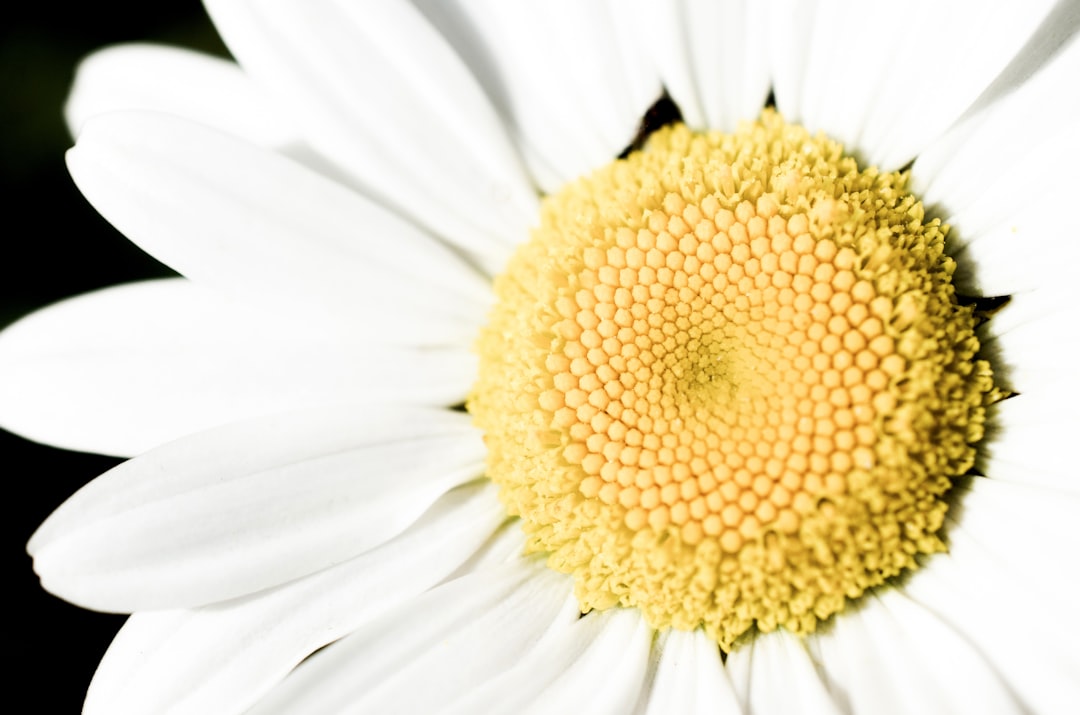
[{"xmin": 4, "ymin": 0, "xmax": 1080, "ymax": 712}]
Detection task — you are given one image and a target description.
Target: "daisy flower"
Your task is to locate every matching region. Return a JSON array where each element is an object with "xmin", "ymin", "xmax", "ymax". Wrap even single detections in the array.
[{"xmin": 4, "ymin": 1, "xmax": 1079, "ymax": 712}]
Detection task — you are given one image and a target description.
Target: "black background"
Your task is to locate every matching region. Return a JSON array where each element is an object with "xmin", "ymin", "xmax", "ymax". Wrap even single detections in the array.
[{"xmin": 2, "ymin": 4, "xmax": 226, "ymax": 710}]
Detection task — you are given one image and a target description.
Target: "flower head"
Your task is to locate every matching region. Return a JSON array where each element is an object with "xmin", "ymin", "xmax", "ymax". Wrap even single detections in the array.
[{"xmin": 3, "ymin": 1, "xmax": 1079, "ymax": 713}]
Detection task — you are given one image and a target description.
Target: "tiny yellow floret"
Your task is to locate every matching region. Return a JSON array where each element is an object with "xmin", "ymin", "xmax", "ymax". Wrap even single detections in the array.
[{"xmin": 468, "ymin": 111, "xmax": 995, "ymax": 650}]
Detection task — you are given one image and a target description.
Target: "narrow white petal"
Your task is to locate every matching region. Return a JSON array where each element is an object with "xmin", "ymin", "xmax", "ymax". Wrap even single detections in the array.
[
  {"xmin": 913, "ymin": 16, "xmax": 1080, "ymax": 213},
  {"xmin": 771, "ymin": 0, "xmax": 1060, "ymax": 169},
  {"xmin": 909, "ymin": 31, "xmax": 1080, "ymax": 299},
  {"xmin": 67, "ymin": 110, "xmax": 491, "ymax": 345},
  {"xmin": 635, "ymin": 0, "xmax": 770, "ymax": 131},
  {"xmin": 204, "ymin": 0, "xmax": 538, "ymax": 273},
  {"xmin": 84, "ymin": 482, "xmax": 505, "ymax": 715},
  {"xmin": 904, "ymin": 547, "xmax": 1080, "ymax": 712},
  {"xmin": 413, "ymin": 0, "xmax": 662, "ymax": 192},
  {"xmin": 522, "ymin": 611, "xmax": 652, "ymax": 715},
  {"xmin": 0, "ymin": 279, "xmax": 475, "ymax": 456},
  {"xmin": 812, "ymin": 591, "xmax": 1020, "ymax": 714},
  {"xmin": 247, "ymin": 560, "xmax": 572, "ymax": 714},
  {"xmin": 767, "ymin": 0, "xmax": 816, "ymax": 126},
  {"xmin": 636, "ymin": 629, "xmax": 741, "ymax": 715},
  {"xmin": 441, "ymin": 518, "xmax": 529, "ymax": 582},
  {"xmin": 28, "ymin": 406, "xmax": 484, "ymax": 611},
  {"xmin": 727, "ymin": 629, "xmax": 842, "ymax": 714},
  {"xmin": 64, "ymin": 44, "xmax": 295, "ymax": 146},
  {"xmin": 445, "ymin": 608, "xmax": 652, "ymax": 715}
]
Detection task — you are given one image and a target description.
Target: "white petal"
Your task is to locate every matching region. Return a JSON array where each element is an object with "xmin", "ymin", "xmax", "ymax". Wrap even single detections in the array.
[
  {"xmin": 442, "ymin": 518, "xmax": 529, "ymax": 582},
  {"xmin": 904, "ymin": 540, "xmax": 1080, "ymax": 712},
  {"xmin": 444, "ymin": 608, "xmax": 651, "ymax": 715},
  {"xmin": 633, "ymin": 0, "xmax": 771, "ymax": 131},
  {"xmin": 636, "ymin": 629, "xmax": 741, "ymax": 715},
  {"xmin": 0, "ymin": 279, "xmax": 476, "ymax": 456},
  {"xmin": 413, "ymin": 0, "xmax": 662, "ymax": 192},
  {"xmin": 981, "ymin": 397, "xmax": 1079, "ymax": 491},
  {"xmin": 28, "ymin": 406, "xmax": 484, "ymax": 611},
  {"xmin": 247, "ymin": 560, "xmax": 572, "ymax": 714},
  {"xmin": 911, "ymin": 33, "xmax": 1080, "ymax": 296},
  {"xmin": 727, "ymin": 629, "xmax": 842, "ymax": 714},
  {"xmin": 983, "ymin": 282, "xmax": 1075, "ymax": 333},
  {"xmin": 64, "ymin": 43, "xmax": 295, "ymax": 146},
  {"xmin": 913, "ymin": 12, "xmax": 1080, "ymax": 209},
  {"xmin": 522, "ymin": 610, "xmax": 652, "ymax": 715},
  {"xmin": 949, "ymin": 478, "xmax": 1080, "ymax": 610},
  {"xmin": 203, "ymin": 0, "xmax": 538, "ymax": 274},
  {"xmin": 66, "ymin": 110, "xmax": 491, "ymax": 345},
  {"xmin": 61, "ymin": 43, "xmax": 366, "ymax": 193},
  {"xmin": 84, "ymin": 481, "xmax": 506, "ymax": 715},
  {"xmin": 949, "ymin": 196, "xmax": 1080, "ymax": 297},
  {"xmin": 811, "ymin": 591, "xmax": 1020, "ymax": 714},
  {"xmin": 771, "ymin": 0, "xmax": 1060, "ymax": 169}
]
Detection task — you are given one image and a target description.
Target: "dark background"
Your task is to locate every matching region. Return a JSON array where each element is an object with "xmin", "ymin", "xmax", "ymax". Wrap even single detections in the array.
[{"xmin": 2, "ymin": 4, "xmax": 226, "ymax": 710}]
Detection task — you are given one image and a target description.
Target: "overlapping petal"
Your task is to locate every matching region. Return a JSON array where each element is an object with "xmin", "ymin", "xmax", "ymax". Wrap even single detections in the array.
[
  {"xmin": 411, "ymin": 0, "xmax": 662, "ymax": 192},
  {"xmin": 203, "ymin": 0, "xmax": 538, "ymax": 273},
  {"xmin": 810, "ymin": 590, "xmax": 1020, "ymax": 714},
  {"xmin": 771, "ymin": 0, "xmax": 1061, "ymax": 169},
  {"xmin": 726, "ymin": 630, "xmax": 841, "ymax": 714},
  {"xmin": 62, "ymin": 42, "xmax": 372, "ymax": 191},
  {"xmin": 635, "ymin": 629, "xmax": 742, "ymax": 714},
  {"xmin": 67, "ymin": 110, "xmax": 491, "ymax": 345},
  {"xmin": 29, "ymin": 406, "xmax": 485, "ymax": 611},
  {"xmin": 246, "ymin": 560, "xmax": 573, "ymax": 713},
  {"xmin": 83, "ymin": 482, "xmax": 506, "ymax": 715},
  {"xmin": 904, "ymin": 528, "xmax": 1080, "ymax": 713},
  {"xmin": 630, "ymin": 0, "xmax": 771, "ymax": 133},
  {"xmin": 444, "ymin": 608, "xmax": 652, "ymax": 714},
  {"xmin": 64, "ymin": 43, "xmax": 296, "ymax": 147},
  {"xmin": 912, "ymin": 32, "xmax": 1080, "ymax": 297}
]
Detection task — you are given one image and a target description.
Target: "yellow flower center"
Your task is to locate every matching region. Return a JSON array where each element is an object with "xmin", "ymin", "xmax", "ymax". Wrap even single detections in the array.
[{"xmin": 468, "ymin": 110, "xmax": 996, "ymax": 649}]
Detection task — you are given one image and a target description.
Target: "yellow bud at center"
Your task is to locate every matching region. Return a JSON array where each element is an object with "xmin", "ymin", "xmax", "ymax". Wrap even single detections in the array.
[{"xmin": 469, "ymin": 110, "xmax": 996, "ymax": 649}]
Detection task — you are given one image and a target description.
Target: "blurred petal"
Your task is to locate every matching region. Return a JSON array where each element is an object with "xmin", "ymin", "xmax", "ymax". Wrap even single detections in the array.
[
  {"xmin": 29, "ymin": 406, "xmax": 484, "ymax": 611},
  {"xmin": 67, "ymin": 110, "xmax": 491, "ymax": 345},
  {"xmin": 247, "ymin": 560, "xmax": 573, "ymax": 714},
  {"xmin": 204, "ymin": 0, "xmax": 538, "ymax": 274},
  {"xmin": 981, "ymin": 396, "xmax": 1080, "ymax": 492},
  {"xmin": 0, "ymin": 279, "xmax": 475, "ymax": 456},
  {"xmin": 904, "ymin": 530, "xmax": 1080, "ymax": 713},
  {"xmin": 950, "ymin": 479, "xmax": 1080, "ymax": 613},
  {"xmin": 84, "ymin": 482, "xmax": 505, "ymax": 715}
]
